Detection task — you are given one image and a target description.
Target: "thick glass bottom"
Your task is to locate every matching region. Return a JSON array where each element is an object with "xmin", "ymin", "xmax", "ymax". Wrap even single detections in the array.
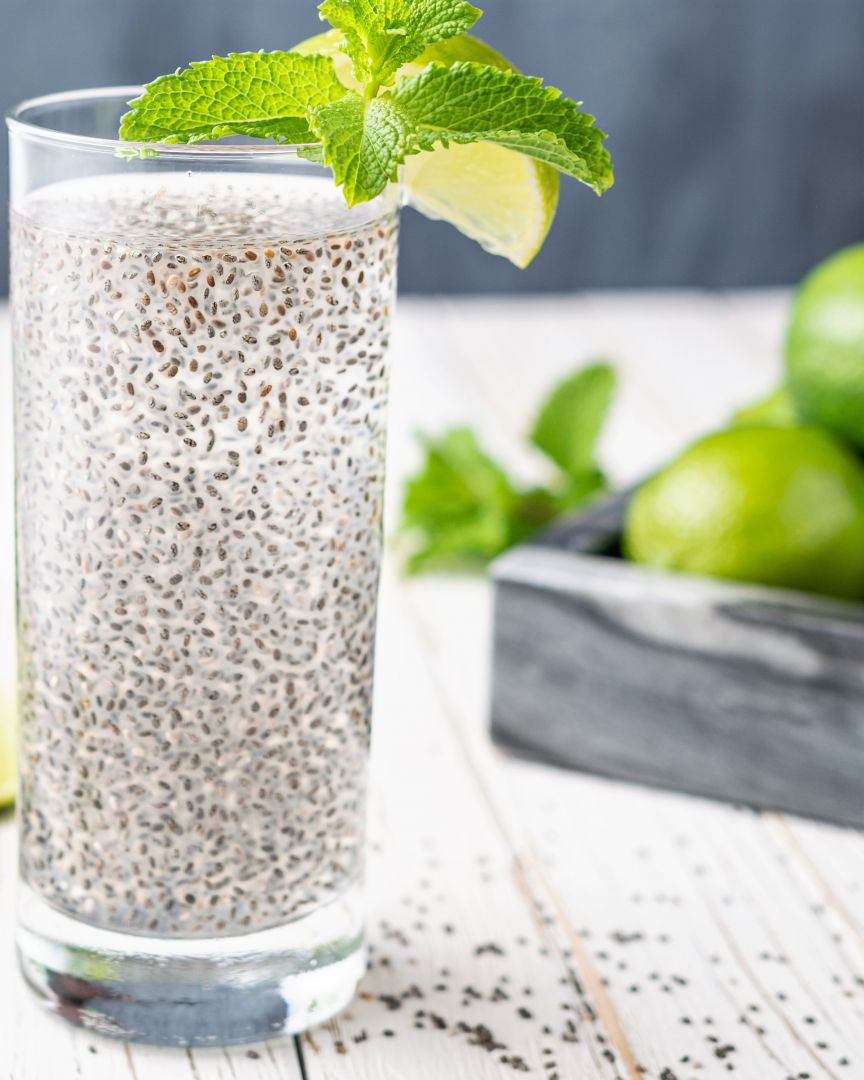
[{"xmin": 17, "ymin": 882, "xmax": 366, "ymax": 1047}]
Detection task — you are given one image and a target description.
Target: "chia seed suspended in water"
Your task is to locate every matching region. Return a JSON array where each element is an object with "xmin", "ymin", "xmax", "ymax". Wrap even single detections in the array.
[{"xmin": 11, "ymin": 173, "xmax": 399, "ymax": 939}]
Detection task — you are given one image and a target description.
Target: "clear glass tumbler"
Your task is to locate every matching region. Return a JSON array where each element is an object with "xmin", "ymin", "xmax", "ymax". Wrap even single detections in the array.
[{"xmin": 8, "ymin": 88, "xmax": 399, "ymax": 1046}]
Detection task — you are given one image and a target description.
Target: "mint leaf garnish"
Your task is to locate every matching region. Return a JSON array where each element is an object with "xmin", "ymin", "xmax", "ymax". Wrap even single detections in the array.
[
  {"xmin": 531, "ymin": 363, "xmax": 616, "ymax": 478},
  {"xmin": 119, "ymin": 52, "xmax": 344, "ymax": 145},
  {"xmin": 119, "ymin": 0, "xmax": 614, "ymax": 254},
  {"xmin": 320, "ymin": 0, "xmax": 481, "ymax": 87}
]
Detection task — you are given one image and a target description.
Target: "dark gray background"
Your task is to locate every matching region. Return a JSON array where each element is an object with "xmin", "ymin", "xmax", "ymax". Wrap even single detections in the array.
[{"xmin": 2, "ymin": 0, "xmax": 863, "ymax": 294}]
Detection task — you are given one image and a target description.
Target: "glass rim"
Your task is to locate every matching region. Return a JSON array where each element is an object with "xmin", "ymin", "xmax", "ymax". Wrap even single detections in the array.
[{"xmin": 6, "ymin": 86, "xmax": 321, "ymax": 158}]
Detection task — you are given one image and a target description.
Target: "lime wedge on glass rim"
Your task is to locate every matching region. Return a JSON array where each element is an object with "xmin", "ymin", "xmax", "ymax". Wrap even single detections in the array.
[{"xmin": 294, "ymin": 31, "xmax": 560, "ymax": 267}]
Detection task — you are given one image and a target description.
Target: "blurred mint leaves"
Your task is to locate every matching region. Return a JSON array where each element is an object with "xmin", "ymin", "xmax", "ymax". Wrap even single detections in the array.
[{"xmin": 401, "ymin": 362, "xmax": 616, "ymax": 572}]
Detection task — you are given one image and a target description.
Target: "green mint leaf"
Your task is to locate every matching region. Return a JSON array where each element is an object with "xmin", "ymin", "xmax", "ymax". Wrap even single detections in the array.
[
  {"xmin": 309, "ymin": 91, "xmax": 414, "ymax": 205},
  {"xmin": 393, "ymin": 62, "xmax": 613, "ymax": 193},
  {"xmin": 319, "ymin": 0, "xmax": 481, "ymax": 86},
  {"xmin": 403, "ymin": 427, "xmax": 516, "ymax": 531},
  {"xmin": 531, "ymin": 363, "xmax": 616, "ymax": 478},
  {"xmin": 119, "ymin": 52, "xmax": 345, "ymax": 145},
  {"xmin": 384, "ymin": 0, "xmax": 483, "ymax": 76},
  {"xmin": 317, "ymin": 0, "xmax": 384, "ymax": 83},
  {"xmin": 401, "ymin": 428, "xmax": 518, "ymax": 571}
]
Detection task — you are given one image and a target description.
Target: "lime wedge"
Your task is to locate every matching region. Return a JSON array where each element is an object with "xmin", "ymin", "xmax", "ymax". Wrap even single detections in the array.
[
  {"xmin": 403, "ymin": 140, "xmax": 558, "ymax": 268},
  {"xmin": 293, "ymin": 31, "xmax": 561, "ymax": 267},
  {"xmin": 0, "ymin": 690, "xmax": 15, "ymax": 810}
]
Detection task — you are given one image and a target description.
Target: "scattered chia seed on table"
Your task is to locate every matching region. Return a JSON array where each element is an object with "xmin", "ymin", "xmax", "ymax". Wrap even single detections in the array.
[{"xmin": 12, "ymin": 173, "xmax": 398, "ymax": 938}]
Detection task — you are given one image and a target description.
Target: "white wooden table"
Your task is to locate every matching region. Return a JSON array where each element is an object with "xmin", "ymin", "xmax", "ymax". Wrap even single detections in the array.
[{"xmin": 2, "ymin": 293, "xmax": 863, "ymax": 1080}]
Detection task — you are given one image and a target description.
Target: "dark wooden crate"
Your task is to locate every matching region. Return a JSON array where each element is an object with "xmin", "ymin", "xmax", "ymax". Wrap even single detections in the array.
[{"xmin": 490, "ymin": 492, "xmax": 864, "ymax": 828}]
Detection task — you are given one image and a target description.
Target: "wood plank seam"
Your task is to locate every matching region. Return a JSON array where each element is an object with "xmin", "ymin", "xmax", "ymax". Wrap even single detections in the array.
[
  {"xmin": 515, "ymin": 853, "xmax": 644, "ymax": 1080},
  {"xmin": 700, "ymin": 892, "xmax": 843, "ymax": 1080},
  {"xmin": 769, "ymin": 817, "xmax": 864, "ymax": 950}
]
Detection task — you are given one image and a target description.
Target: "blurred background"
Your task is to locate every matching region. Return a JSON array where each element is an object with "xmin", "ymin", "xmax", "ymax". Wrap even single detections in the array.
[{"xmin": 2, "ymin": 0, "xmax": 864, "ymax": 296}]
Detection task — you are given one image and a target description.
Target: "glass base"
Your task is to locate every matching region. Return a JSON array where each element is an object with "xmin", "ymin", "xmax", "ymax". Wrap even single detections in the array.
[{"xmin": 17, "ymin": 883, "xmax": 366, "ymax": 1047}]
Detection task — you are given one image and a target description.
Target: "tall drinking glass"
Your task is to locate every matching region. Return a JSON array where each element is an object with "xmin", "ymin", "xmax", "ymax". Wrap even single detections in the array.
[{"xmin": 7, "ymin": 88, "xmax": 399, "ymax": 1046}]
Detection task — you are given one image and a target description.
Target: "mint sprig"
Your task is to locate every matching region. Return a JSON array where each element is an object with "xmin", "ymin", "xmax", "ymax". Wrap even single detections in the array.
[
  {"xmin": 402, "ymin": 428, "xmax": 520, "ymax": 572},
  {"xmin": 120, "ymin": 0, "xmax": 613, "ymax": 216},
  {"xmin": 400, "ymin": 363, "xmax": 616, "ymax": 573}
]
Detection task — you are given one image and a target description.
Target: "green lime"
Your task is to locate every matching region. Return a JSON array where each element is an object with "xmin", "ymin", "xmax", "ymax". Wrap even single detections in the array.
[
  {"xmin": 730, "ymin": 386, "xmax": 798, "ymax": 429},
  {"xmin": 0, "ymin": 689, "xmax": 15, "ymax": 810},
  {"xmin": 623, "ymin": 426, "xmax": 864, "ymax": 600},
  {"xmin": 786, "ymin": 244, "xmax": 864, "ymax": 448},
  {"xmin": 293, "ymin": 31, "xmax": 560, "ymax": 267}
]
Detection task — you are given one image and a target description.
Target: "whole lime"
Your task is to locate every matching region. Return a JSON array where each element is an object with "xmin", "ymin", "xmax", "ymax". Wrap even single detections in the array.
[
  {"xmin": 786, "ymin": 244, "xmax": 864, "ymax": 448},
  {"xmin": 623, "ymin": 427, "xmax": 864, "ymax": 600}
]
